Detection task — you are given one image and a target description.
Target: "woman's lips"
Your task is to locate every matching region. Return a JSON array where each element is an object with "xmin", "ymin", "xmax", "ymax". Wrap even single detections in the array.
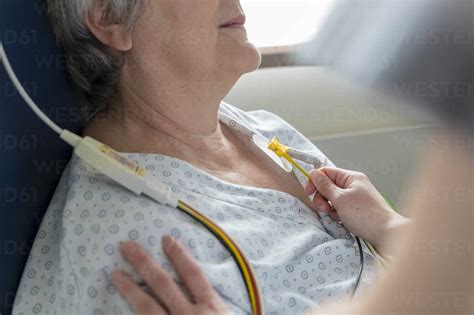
[
  {"xmin": 220, "ymin": 15, "xmax": 246, "ymax": 28},
  {"xmin": 223, "ymin": 23, "xmax": 245, "ymax": 29}
]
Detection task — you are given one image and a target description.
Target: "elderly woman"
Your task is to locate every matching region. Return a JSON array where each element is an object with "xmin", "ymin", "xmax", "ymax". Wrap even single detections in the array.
[{"xmin": 12, "ymin": 0, "xmax": 409, "ymax": 314}]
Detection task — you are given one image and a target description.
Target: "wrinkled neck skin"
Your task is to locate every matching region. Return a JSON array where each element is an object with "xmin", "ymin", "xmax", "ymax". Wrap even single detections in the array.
[{"xmin": 83, "ymin": 59, "xmax": 243, "ymax": 168}]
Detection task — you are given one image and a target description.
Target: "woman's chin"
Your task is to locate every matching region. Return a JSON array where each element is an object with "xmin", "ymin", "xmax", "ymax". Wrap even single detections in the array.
[
  {"xmin": 246, "ymin": 41, "xmax": 263, "ymax": 71},
  {"xmin": 216, "ymin": 41, "xmax": 261, "ymax": 80},
  {"xmin": 236, "ymin": 41, "xmax": 262, "ymax": 74}
]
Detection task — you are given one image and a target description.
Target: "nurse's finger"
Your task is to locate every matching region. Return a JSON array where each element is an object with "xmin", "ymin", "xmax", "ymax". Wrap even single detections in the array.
[
  {"xmin": 120, "ymin": 241, "xmax": 189, "ymax": 313},
  {"xmin": 308, "ymin": 169, "xmax": 342, "ymax": 201},
  {"xmin": 311, "ymin": 192, "xmax": 332, "ymax": 213},
  {"xmin": 111, "ymin": 270, "xmax": 167, "ymax": 315},
  {"xmin": 162, "ymin": 235, "xmax": 218, "ymax": 303},
  {"xmin": 319, "ymin": 167, "xmax": 358, "ymax": 189},
  {"xmin": 305, "ymin": 178, "xmax": 316, "ymax": 195},
  {"xmin": 329, "ymin": 209, "xmax": 341, "ymax": 221}
]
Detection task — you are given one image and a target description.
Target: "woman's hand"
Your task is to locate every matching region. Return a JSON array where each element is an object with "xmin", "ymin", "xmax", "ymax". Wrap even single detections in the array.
[
  {"xmin": 111, "ymin": 236, "xmax": 234, "ymax": 315},
  {"xmin": 305, "ymin": 167, "xmax": 410, "ymax": 251}
]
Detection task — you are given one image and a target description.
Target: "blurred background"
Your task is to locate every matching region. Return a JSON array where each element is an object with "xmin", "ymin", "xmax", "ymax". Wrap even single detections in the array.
[
  {"xmin": 0, "ymin": 0, "xmax": 472, "ymax": 313},
  {"xmin": 226, "ymin": 0, "xmax": 473, "ymax": 209}
]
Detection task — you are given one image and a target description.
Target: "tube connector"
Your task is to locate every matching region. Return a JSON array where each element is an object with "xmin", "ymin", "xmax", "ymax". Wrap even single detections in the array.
[
  {"xmin": 267, "ymin": 137, "xmax": 289, "ymax": 157},
  {"xmin": 268, "ymin": 137, "xmax": 311, "ymax": 179},
  {"xmin": 60, "ymin": 129, "xmax": 82, "ymax": 147}
]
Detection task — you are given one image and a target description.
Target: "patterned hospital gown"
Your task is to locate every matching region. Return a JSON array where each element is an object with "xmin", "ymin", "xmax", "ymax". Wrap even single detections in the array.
[{"xmin": 13, "ymin": 102, "xmax": 378, "ymax": 315}]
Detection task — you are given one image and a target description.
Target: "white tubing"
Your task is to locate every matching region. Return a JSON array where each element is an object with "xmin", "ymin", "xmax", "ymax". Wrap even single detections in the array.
[{"xmin": 0, "ymin": 42, "xmax": 63, "ymax": 135}]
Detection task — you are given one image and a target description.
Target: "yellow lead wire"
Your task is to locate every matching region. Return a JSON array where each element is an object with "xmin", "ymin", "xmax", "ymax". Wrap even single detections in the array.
[{"xmin": 282, "ymin": 155, "xmax": 311, "ymax": 179}]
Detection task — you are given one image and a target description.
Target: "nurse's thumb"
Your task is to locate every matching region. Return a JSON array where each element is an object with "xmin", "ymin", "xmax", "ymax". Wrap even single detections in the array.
[{"xmin": 309, "ymin": 169, "xmax": 341, "ymax": 202}]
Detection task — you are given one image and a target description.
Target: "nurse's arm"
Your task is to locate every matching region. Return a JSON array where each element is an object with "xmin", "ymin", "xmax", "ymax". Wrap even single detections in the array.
[{"xmin": 317, "ymin": 135, "xmax": 473, "ymax": 315}]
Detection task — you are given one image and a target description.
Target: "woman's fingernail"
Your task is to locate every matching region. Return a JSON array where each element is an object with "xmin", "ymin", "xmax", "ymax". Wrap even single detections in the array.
[
  {"xmin": 162, "ymin": 235, "xmax": 175, "ymax": 251},
  {"xmin": 120, "ymin": 241, "xmax": 137, "ymax": 256},
  {"xmin": 111, "ymin": 270, "xmax": 126, "ymax": 284}
]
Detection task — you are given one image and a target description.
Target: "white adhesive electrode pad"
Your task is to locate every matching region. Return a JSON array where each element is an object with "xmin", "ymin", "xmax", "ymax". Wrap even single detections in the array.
[{"xmin": 252, "ymin": 133, "xmax": 293, "ymax": 172}]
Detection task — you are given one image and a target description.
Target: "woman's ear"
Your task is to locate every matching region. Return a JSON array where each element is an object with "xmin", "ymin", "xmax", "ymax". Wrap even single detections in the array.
[{"xmin": 85, "ymin": 0, "xmax": 133, "ymax": 51}]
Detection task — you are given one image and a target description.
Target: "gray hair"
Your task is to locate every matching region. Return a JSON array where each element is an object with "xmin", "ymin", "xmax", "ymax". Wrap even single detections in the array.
[{"xmin": 46, "ymin": 0, "xmax": 143, "ymax": 120}]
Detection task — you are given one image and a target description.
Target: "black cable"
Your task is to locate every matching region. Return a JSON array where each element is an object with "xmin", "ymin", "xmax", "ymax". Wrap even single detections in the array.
[{"xmin": 351, "ymin": 236, "xmax": 364, "ymax": 299}]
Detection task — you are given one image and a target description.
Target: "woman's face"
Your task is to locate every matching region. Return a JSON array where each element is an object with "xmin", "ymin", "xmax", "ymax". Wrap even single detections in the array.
[{"xmin": 128, "ymin": 0, "xmax": 261, "ymax": 85}]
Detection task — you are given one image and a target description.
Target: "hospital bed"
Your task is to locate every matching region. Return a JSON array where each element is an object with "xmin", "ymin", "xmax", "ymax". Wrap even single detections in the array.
[{"xmin": 0, "ymin": 0, "xmax": 440, "ymax": 314}]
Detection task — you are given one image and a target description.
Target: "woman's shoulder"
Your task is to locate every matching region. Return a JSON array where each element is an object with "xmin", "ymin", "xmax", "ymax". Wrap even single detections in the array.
[
  {"xmin": 220, "ymin": 102, "xmax": 321, "ymax": 153},
  {"xmin": 51, "ymin": 154, "xmax": 190, "ymax": 228},
  {"xmin": 220, "ymin": 101, "xmax": 293, "ymax": 130},
  {"xmin": 13, "ymin": 155, "xmax": 199, "ymax": 314},
  {"xmin": 31, "ymin": 154, "xmax": 195, "ymax": 271}
]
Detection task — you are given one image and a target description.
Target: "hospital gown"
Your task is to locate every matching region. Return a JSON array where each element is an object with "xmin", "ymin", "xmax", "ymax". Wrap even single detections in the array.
[{"xmin": 13, "ymin": 102, "xmax": 378, "ymax": 315}]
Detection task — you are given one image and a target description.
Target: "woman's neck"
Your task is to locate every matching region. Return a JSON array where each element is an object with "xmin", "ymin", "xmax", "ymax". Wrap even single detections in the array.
[{"xmin": 83, "ymin": 80, "xmax": 241, "ymax": 168}]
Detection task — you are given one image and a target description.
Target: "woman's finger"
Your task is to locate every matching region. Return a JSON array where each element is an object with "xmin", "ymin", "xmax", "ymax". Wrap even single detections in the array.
[
  {"xmin": 111, "ymin": 270, "xmax": 167, "ymax": 315},
  {"xmin": 120, "ymin": 241, "xmax": 189, "ymax": 313},
  {"xmin": 162, "ymin": 235, "xmax": 218, "ymax": 304}
]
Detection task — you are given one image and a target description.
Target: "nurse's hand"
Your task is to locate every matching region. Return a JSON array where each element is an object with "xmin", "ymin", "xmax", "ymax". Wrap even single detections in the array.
[
  {"xmin": 111, "ymin": 236, "xmax": 234, "ymax": 315},
  {"xmin": 305, "ymin": 167, "xmax": 410, "ymax": 252}
]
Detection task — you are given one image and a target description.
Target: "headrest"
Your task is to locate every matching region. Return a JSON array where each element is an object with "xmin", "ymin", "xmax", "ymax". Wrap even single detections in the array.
[{"xmin": 1, "ymin": 1, "xmax": 85, "ymax": 313}]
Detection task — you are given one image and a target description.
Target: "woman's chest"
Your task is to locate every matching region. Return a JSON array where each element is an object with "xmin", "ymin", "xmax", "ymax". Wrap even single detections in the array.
[{"xmin": 206, "ymin": 156, "xmax": 315, "ymax": 211}]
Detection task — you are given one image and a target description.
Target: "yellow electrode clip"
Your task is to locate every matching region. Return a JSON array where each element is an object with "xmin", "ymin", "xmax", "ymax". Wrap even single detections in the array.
[
  {"xmin": 267, "ymin": 137, "xmax": 289, "ymax": 157},
  {"xmin": 267, "ymin": 137, "xmax": 311, "ymax": 178}
]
